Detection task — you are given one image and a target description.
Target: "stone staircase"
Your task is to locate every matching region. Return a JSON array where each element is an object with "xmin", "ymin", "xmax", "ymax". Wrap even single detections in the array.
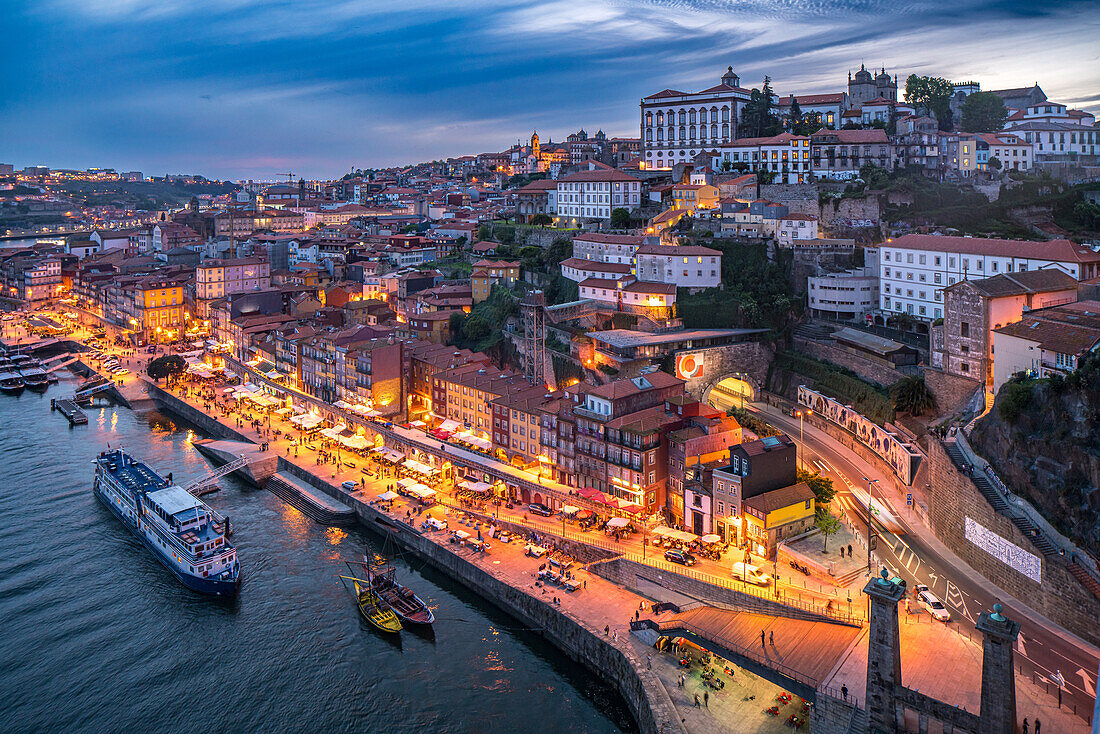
[
  {"xmin": 846, "ymin": 707, "xmax": 868, "ymax": 734},
  {"xmin": 944, "ymin": 442, "xmax": 1010, "ymax": 514},
  {"xmin": 266, "ymin": 473, "xmax": 355, "ymax": 526},
  {"xmin": 793, "ymin": 322, "xmax": 835, "ymax": 342},
  {"xmin": 1066, "ymin": 562, "xmax": 1100, "ymax": 600}
]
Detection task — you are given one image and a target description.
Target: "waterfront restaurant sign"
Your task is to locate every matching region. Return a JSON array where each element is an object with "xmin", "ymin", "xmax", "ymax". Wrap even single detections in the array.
[
  {"xmin": 676, "ymin": 352, "xmax": 703, "ymax": 380},
  {"xmin": 965, "ymin": 516, "xmax": 1042, "ymax": 583},
  {"xmin": 797, "ymin": 385, "xmax": 922, "ymax": 485}
]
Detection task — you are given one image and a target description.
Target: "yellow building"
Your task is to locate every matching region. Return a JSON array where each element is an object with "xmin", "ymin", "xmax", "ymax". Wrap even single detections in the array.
[
  {"xmin": 131, "ymin": 278, "xmax": 186, "ymax": 343},
  {"xmin": 742, "ymin": 482, "xmax": 816, "ymax": 559},
  {"xmin": 671, "ymin": 183, "xmax": 719, "ymax": 213}
]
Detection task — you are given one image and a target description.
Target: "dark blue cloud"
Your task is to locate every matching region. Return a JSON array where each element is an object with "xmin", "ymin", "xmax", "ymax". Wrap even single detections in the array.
[{"xmin": 0, "ymin": 0, "xmax": 1095, "ymax": 178}]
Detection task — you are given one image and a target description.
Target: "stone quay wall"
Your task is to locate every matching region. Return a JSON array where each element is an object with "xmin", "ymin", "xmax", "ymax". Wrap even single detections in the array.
[
  {"xmin": 792, "ymin": 338, "xmax": 907, "ymax": 388},
  {"xmin": 146, "ymin": 383, "xmax": 257, "ymax": 443},
  {"xmin": 926, "ymin": 440, "xmax": 1100, "ymax": 646},
  {"xmin": 275, "ymin": 459, "xmax": 684, "ymax": 734}
]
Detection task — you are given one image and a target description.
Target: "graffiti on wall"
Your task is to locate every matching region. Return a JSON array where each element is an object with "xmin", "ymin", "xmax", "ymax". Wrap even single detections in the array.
[
  {"xmin": 965, "ymin": 516, "xmax": 1042, "ymax": 583},
  {"xmin": 798, "ymin": 385, "xmax": 922, "ymax": 485}
]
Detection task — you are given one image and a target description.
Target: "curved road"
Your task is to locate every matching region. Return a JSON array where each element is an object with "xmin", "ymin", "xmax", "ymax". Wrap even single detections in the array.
[{"xmin": 750, "ymin": 401, "xmax": 1098, "ymax": 724}]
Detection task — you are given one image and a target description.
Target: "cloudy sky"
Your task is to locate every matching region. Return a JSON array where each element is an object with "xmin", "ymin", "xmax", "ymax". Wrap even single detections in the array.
[{"xmin": 2, "ymin": 0, "xmax": 1098, "ymax": 180}]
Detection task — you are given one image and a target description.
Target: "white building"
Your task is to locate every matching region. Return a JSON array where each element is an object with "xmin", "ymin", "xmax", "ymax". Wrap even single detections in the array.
[
  {"xmin": 973, "ymin": 132, "xmax": 1033, "ymax": 172},
  {"xmin": 633, "ymin": 243, "xmax": 722, "ymax": 289},
  {"xmin": 1005, "ymin": 101, "xmax": 1095, "ymax": 127},
  {"xmin": 775, "ymin": 214, "xmax": 819, "ymax": 246},
  {"xmin": 577, "ymin": 277, "xmax": 676, "ymax": 310},
  {"xmin": 559, "ymin": 258, "xmax": 632, "ymax": 283},
  {"xmin": 879, "ymin": 234, "xmax": 1100, "ymax": 321},
  {"xmin": 777, "ymin": 93, "xmax": 846, "ymax": 130},
  {"xmin": 572, "ymin": 233, "xmax": 646, "ymax": 265},
  {"xmin": 640, "ymin": 67, "xmax": 748, "ymax": 171},
  {"xmin": 553, "ymin": 166, "xmax": 641, "ymax": 224},
  {"xmin": 715, "ymin": 133, "xmax": 811, "ymax": 184},
  {"xmin": 807, "ymin": 248, "xmax": 880, "ymax": 321},
  {"xmin": 1005, "ymin": 121, "xmax": 1099, "ymax": 160}
]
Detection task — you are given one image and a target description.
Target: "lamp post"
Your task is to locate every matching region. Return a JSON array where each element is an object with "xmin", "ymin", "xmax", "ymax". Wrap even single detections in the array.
[
  {"xmin": 862, "ymin": 477, "xmax": 880, "ymax": 573},
  {"xmin": 794, "ymin": 409, "xmax": 811, "ymax": 469}
]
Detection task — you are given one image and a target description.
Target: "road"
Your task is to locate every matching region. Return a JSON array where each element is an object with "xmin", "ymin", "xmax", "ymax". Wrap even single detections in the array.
[{"xmin": 752, "ymin": 401, "xmax": 1098, "ymax": 723}]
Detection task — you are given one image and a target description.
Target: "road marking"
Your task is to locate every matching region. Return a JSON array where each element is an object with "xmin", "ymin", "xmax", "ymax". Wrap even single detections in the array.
[
  {"xmin": 944, "ymin": 582, "xmax": 974, "ymax": 623},
  {"xmin": 1076, "ymin": 668, "xmax": 1095, "ymax": 697},
  {"xmin": 925, "ymin": 566, "xmax": 940, "ymax": 591},
  {"xmin": 1017, "ymin": 634, "xmax": 1027, "ymax": 657}
]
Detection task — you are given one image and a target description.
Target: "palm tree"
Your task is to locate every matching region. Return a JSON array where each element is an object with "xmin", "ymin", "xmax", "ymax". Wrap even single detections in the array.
[{"xmin": 891, "ymin": 375, "xmax": 936, "ymax": 416}]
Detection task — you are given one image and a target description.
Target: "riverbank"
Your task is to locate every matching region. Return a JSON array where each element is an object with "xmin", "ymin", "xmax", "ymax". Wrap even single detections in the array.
[{"xmin": 145, "ymin": 379, "xmax": 687, "ymax": 734}]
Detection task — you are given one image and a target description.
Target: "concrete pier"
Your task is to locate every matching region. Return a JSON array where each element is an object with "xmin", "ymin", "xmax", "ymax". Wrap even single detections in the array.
[{"xmin": 190, "ymin": 439, "xmax": 278, "ymax": 487}]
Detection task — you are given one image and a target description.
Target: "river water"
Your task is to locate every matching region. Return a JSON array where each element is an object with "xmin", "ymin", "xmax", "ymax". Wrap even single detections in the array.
[{"xmin": 0, "ymin": 374, "xmax": 633, "ymax": 734}]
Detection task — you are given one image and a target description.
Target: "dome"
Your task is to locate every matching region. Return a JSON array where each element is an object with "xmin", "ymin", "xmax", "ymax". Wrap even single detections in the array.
[
  {"xmin": 876, "ymin": 68, "xmax": 892, "ymax": 82},
  {"xmin": 854, "ymin": 67, "xmax": 873, "ymax": 83}
]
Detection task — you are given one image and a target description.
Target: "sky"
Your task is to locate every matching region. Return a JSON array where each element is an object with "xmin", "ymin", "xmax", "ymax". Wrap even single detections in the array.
[{"xmin": 2, "ymin": 0, "xmax": 1098, "ymax": 180}]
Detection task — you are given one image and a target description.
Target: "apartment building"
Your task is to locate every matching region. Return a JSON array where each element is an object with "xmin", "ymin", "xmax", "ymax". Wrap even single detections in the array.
[
  {"xmin": 936, "ymin": 269, "xmax": 1079, "ymax": 385},
  {"xmin": 554, "ymin": 167, "xmax": 642, "ymax": 225},
  {"xmin": 666, "ymin": 404, "xmax": 743, "ymax": 536},
  {"xmin": 196, "ymin": 257, "xmax": 272, "ymax": 300},
  {"xmin": 811, "ymin": 128, "xmax": 893, "ymax": 180},
  {"xmin": 577, "ymin": 277, "xmax": 676, "ymax": 313},
  {"xmin": 716, "ymin": 133, "xmax": 811, "ymax": 184},
  {"xmin": 632, "ymin": 243, "xmax": 722, "ymax": 290},
  {"xmin": 992, "ymin": 300, "xmax": 1100, "ymax": 391},
  {"xmin": 491, "ymin": 385, "xmax": 556, "ymax": 466},
  {"xmin": 807, "ymin": 248, "xmax": 881, "ymax": 321},
  {"xmin": 471, "ymin": 260, "xmax": 520, "ymax": 304},
  {"xmin": 572, "ymin": 233, "xmax": 646, "ymax": 265},
  {"xmin": 879, "ymin": 234, "xmax": 1100, "ymax": 321},
  {"xmin": 432, "ymin": 364, "xmax": 529, "ymax": 435}
]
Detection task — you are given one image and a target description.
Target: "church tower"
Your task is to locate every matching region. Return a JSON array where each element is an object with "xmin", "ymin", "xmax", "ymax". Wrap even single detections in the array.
[
  {"xmin": 531, "ymin": 131, "xmax": 540, "ymax": 159},
  {"xmin": 721, "ymin": 66, "xmax": 740, "ymax": 88}
]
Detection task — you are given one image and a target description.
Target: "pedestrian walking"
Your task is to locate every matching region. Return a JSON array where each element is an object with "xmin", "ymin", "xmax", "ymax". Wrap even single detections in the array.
[
  {"xmin": 769, "ymin": 631, "xmax": 774, "ymax": 645},
  {"xmin": 760, "ymin": 629, "xmax": 765, "ymax": 647},
  {"xmin": 703, "ymin": 691, "xmax": 708, "ymax": 708},
  {"xmin": 840, "ymin": 546, "xmax": 845, "ymax": 558},
  {"xmin": 693, "ymin": 694, "xmax": 700, "ymax": 707},
  {"xmin": 848, "ymin": 544, "xmax": 853, "ymax": 557},
  {"xmin": 646, "ymin": 654, "xmax": 651, "ymax": 670},
  {"xmin": 604, "ymin": 625, "xmax": 609, "ymax": 636},
  {"xmin": 1034, "ymin": 718, "xmax": 1040, "ymax": 734},
  {"xmin": 841, "ymin": 684, "xmax": 848, "ymax": 701},
  {"xmin": 1021, "ymin": 718, "xmax": 1028, "ymax": 734},
  {"xmin": 583, "ymin": 580, "xmax": 587, "ymax": 589}
]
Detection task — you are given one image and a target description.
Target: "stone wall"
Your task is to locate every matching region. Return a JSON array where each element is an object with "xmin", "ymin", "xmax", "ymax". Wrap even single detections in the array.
[
  {"xmin": 146, "ymin": 383, "xmax": 257, "ymax": 443},
  {"xmin": 819, "ymin": 197, "xmax": 882, "ymax": 242},
  {"xmin": 923, "ymin": 368, "xmax": 982, "ymax": 418},
  {"xmin": 792, "ymin": 338, "xmax": 906, "ymax": 388},
  {"xmin": 681, "ymin": 341, "xmax": 775, "ymax": 403},
  {"xmin": 590, "ymin": 556, "xmax": 859, "ymax": 627},
  {"xmin": 926, "ymin": 440, "xmax": 1100, "ymax": 646}
]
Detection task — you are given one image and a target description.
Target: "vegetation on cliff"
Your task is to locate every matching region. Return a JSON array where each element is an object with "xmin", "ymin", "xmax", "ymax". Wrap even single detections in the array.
[{"xmin": 971, "ymin": 353, "xmax": 1100, "ymax": 554}]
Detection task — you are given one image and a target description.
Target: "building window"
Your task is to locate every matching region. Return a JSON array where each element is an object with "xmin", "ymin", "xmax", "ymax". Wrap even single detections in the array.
[{"xmin": 960, "ymin": 321, "xmax": 969, "ymax": 338}]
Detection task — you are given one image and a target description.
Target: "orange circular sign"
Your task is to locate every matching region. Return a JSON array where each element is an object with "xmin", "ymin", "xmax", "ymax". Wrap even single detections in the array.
[{"xmin": 676, "ymin": 353, "xmax": 701, "ymax": 379}]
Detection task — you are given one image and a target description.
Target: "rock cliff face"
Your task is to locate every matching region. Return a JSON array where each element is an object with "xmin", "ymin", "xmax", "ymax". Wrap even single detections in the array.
[{"xmin": 971, "ymin": 372, "xmax": 1100, "ymax": 555}]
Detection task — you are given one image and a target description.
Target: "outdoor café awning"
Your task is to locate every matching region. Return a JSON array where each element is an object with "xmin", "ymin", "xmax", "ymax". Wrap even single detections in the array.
[
  {"xmin": 606, "ymin": 517, "xmax": 630, "ymax": 529},
  {"xmin": 652, "ymin": 527, "xmax": 699, "ymax": 543},
  {"xmin": 404, "ymin": 459, "xmax": 437, "ymax": 476},
  {"xmin": 333, "ymin": 400, "xmax": 351, "ymax": 409},
  {"xmin": 439, "ymin": 419, "xmax": 461, "ymax": 432},
  {"xmin": 340, "ymin": 435, "xmax": 370, "ymax": 450},
  {"xmin": 408, "ymin": 485, "xmax": 436, "ymax": 500},
  {"xmin": 700, "ymin": 534, "xmax": 721, "ymax": 544},
  {"xmin": 397, "ymin": 477, "xmax": 418, "ymax": 489},
  {"xmin": 381, "ymin": 449, "xmax": 405, "ymax": 464},
  {"xmin": 460, "ymin": 480, "xmax": 493, "ymax": 494},
  {"xmin": 378, "ymin": 491, "xmax": 398, "ymax": 501},
  {"xmin": 454, "ymin": 431, "xmax": 491, "ymax": 451},
  {"xmin": 561, "ymin": 505, "xmax": 580, "ymax": 516},
  {"xmin": 274, "ymin": 407, "xmax": 293, "ymax": 416}
]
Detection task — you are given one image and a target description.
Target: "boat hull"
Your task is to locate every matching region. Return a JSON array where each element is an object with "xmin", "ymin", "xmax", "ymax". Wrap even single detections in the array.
[{"xmin": 94, "ymin": 480, "xmax": 240, "ymax": 597}]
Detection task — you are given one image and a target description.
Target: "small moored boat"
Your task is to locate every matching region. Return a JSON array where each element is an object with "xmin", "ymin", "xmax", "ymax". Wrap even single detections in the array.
[
  {"xmin": 358, "ymin": 559, "xmax": 434, "ymax": 625},
  {"xmin": 0, "ymin": 371, "xmax": 25, "ymax": 393},
  {"xmin": 341, "ymin": 575, "xmax": 402, "ymax": 634}
]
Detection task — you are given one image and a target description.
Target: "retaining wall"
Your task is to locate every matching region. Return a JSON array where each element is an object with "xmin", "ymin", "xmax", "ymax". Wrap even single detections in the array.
[
  {"xmin": 926, "ymin": 440, "xmax": 1100, "ymax": 646},
  {"xmin": 792, "ymin": 338, "xmax": 907, "ymax": 388},
  {"xmin": 145, "ymin": 383, "xmax": 257, "ymax": 443}
]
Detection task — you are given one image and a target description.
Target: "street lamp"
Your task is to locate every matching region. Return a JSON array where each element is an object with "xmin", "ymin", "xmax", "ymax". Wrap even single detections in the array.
[
  {"xmin": 862, "ymin": 477, "xmax": 880, "ymax": 573},
  {"xmin": 794, "ymin": 409, "xmax": 811, "ymax": 469}
]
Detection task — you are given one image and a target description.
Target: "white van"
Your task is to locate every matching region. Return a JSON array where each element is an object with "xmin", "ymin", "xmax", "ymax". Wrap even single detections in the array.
[{"xmin": 732, "ymin": 562, "xmax": 771, "ymax": 586}]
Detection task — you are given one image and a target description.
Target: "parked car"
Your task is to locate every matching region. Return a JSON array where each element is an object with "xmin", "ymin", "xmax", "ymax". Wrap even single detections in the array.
[
  {"xmin": 113, "ymin": 368, "xmax": 130, "ymax": 376},
  {"xmin": 528, "ymin": 502, "xmax": 553, "ymax": 517},
  {"xmin": 731, "ymin": 562, "xmax": 771, "ymax": 586},
  {"xmin": 914, "ymin": 584, "xmax": 951, "ymax": 622},
  {"xmin": 341, "ymin": 480, "xmax": 357, "ymax": 490},
  {"xmin": 664, "ymin": 549, "xmax": 697, "ymax": 566}
]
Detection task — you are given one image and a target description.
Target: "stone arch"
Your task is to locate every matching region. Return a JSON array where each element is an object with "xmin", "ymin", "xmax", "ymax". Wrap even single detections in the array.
[{"xmin": 703, "ymin": 373, "xmax": 758, "ymax": 411}]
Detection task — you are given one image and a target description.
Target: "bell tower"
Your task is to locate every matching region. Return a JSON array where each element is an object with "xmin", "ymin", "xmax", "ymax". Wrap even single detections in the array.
[
  {"xmin": 531, "ymin": 131, "xmax": 540, "ymax": 160},
  {"xmin": 721, "ymin": 66, "xmax": 740, "ymax": 88}
]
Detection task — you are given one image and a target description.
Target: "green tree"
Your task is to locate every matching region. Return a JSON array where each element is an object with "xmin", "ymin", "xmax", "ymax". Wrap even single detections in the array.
[
  {"xmin": 816, "ymin": 508, "xmax": 842, "ymax": 553},
  {"xmin": 904, "ymin": 74, "xmax": 955, "ymax": 131},
  {"xmin": 960, "ymin": 92, "xmax": 1008, "ymax": 133},
  {"xmin": 146, "ymin": 354, "xmax": 187, "ymax": 383},
  {"xmin": 610, "ymin": 208, "xmax": 630, "ymax": 229},
  {"xmin": 788, "ymin": 97, "xmax": 803, "ymax": 132},
  {"xmin": 477, "ymin": 223, "xmax": 491, "ymax": 241},
  {"xmin": 859, "ymin": 162, "xmax": 890, "ymax": 190},
  {"xmin": 988, "ymin": 156, "xmax": 1002, "ymax": 171},
  {"xmin": 890, "ymin": 375, "xmax": 937, "ymax": 416},
  {"xmin": 530, "ymin": 213, "xmax": 552, "ymax": 227},
  {"xmin": 797, "ymin": 468, "xmax": 836, "ymax": 505},
  {"xmin": 462, "ymin": 314, "xmax": 490, "ymax": 342},
  {"xmin": 886, "ymin": 101, "xmax": 898, "ymax": 136}
]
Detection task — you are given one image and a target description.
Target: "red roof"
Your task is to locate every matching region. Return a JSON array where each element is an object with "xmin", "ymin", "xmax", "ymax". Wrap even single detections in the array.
[
  {"xmin": 573, "ymin": 233, "xmax": 645, "ymax": 245},
  {"xmin": 636, "ymin": 243, "xmax": 722, "ymax": 256},
  {"xmin": 560, "ymin": 258, "xmax": 632, "ymax": 273},
  {"xmin": 811, "ymin": 128, "xmax": 890, "ymax": 144},
  {"xmin": 560, "ymin": 169, "xmax": 639, "ymax": 183},
  {"xmin": 779, "ymin": 93, "xmax": 845, "ymax": 106},
  {"xmin": 887, "ymin": 234, "xmax": 1100, "ymax": 263}
]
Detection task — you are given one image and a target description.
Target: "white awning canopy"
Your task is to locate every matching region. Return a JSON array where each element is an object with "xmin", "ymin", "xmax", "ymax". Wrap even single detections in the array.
[
  {"xmin": 377, "ymin": 491, "xmax": 398, "ymax": 501},
  {"xmin": 606, "ymin": 517, "xmax": 630, "ymax": 528}
]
